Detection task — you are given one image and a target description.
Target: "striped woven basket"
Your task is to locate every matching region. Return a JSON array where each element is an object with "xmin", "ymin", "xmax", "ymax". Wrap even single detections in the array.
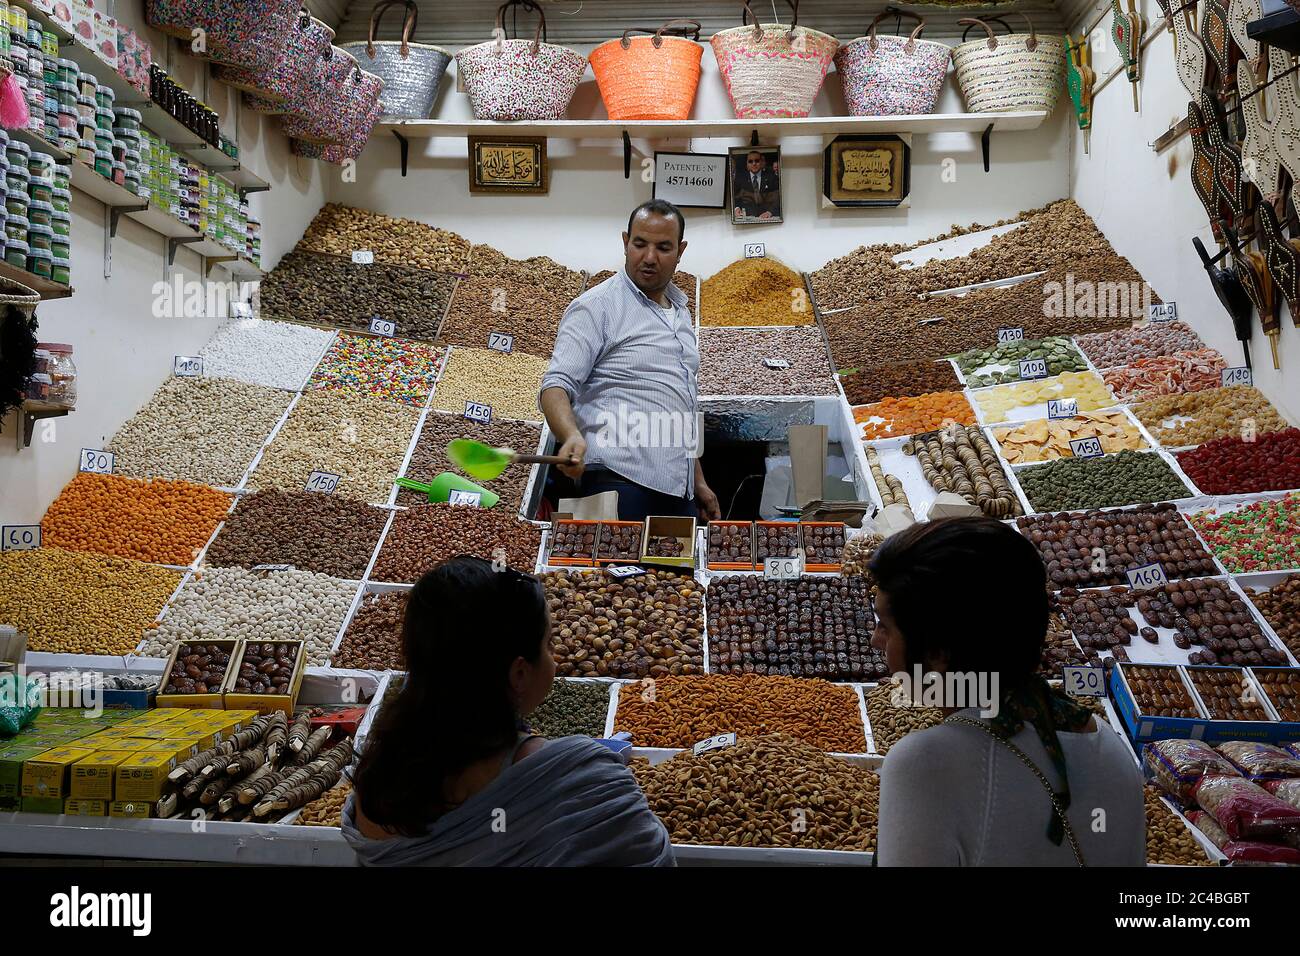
[
  {"xmin": 710, "ymin": 1, "xmax": 839, "ymax": 118},
  {"xmin": 952, "ymin": 15, "xmax": 1063, "ymax": 113},
  {"xmin": 590, "ymin": 19, "xmax": 704, "ymax": 121}
]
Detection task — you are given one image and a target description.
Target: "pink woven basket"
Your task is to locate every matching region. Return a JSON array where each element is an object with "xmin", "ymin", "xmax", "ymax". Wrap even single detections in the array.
[{"xmin": 710, "ymin": 0, "xmax": 839, "ymax": 118}]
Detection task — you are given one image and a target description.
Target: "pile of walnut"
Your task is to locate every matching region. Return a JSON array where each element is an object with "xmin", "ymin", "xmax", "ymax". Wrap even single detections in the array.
[{"xmin": 168, "ymin": 711, "xmax": 353, "ymax": 824}]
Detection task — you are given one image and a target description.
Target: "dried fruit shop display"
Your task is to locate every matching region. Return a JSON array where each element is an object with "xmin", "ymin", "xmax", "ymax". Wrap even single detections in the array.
[
  {"xmin": 992, "ymin": 411, "xmax": 1148, "ymax": 464},
  {"xmin": 904, "ymin": 425, "xmax": 1024, "ymax": 518},
  {"xmin": 1189, "ymin": 495, "xmax": 1300, "ymax": 573}
]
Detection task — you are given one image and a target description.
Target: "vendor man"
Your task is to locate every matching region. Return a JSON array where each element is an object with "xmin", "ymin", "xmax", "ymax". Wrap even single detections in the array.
[{"xmin": 540, "ymin": 200, "xmax": 721, "ymax": 521}]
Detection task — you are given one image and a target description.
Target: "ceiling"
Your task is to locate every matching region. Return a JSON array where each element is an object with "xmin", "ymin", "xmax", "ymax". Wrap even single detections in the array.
[{"xmin": 310, "ymin": 0, "xmax": 1098, "ymax": 47}]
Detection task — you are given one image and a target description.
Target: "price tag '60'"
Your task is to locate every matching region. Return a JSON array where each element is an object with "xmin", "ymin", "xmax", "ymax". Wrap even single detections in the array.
[
  {"xmin": 369, "ymin": 317, "xmax": 396, "ymax": 337},
  {"xmin": 1, "ymin": 525, "xmax": 41, "ymax": 551}
]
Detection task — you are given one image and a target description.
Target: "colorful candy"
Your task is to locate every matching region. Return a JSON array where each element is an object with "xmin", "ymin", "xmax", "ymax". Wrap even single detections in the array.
[
  {"xmin": 1190, "ymin": 494, "xmax": 1300, "ymax": 572},
  {"xmin": 305, "ymin": 332, "xmax": 444, "ymax": 406}
]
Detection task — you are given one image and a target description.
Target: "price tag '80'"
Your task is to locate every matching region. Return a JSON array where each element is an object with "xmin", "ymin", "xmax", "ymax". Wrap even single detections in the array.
[{"xmin": 79, "ymin": 449, "xmax": 115, "ymax": 474}]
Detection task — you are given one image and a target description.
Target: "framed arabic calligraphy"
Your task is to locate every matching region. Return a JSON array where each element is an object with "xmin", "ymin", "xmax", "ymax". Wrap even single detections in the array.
[{"xmin": 468, "ymin": 136, "xmax": 549, "ymax": 194}]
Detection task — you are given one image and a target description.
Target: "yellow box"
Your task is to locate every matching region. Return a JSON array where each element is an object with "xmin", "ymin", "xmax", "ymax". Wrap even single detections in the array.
[
  {"xmin": 134, "ymin": 739, "xmax": 200, "ymax": 762},
  {"xmin": 115, "ymin": 709, "xmax": 185, "ymax": 728},
  {"xmin": 224, "ymin": 641, "xmax": 306, "ymax": 716},
  {"xmin": 63, "ymin": 798, "xmax": 108, "ymax": 815},
  {"xmin": 162, "ymin": 727, "xmax": 217, "ymax": 750},
  {"xmin": 115, "ymin": 752, "xmax": 177, "ymax": 802},
  {"xmin": 109, "ymin": 799, "xmax": 162, "ymax": 818},
  {"xmin": 71, "ymin": 751, "xmax": 136, "ymax": 800},
  {"xmin": 21, "ymin": 748, "xmax": 96, "ymax": 799},
  {"xmin": 22, "ymin": 796, "xmax": 64, "ymax": 813},
  {"xmin": 74, "ymin": 731, "xmax": 145, "ymax": 751}
]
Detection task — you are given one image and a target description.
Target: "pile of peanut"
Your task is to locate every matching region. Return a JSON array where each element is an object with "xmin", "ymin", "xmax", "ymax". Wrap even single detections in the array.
[{"xmin": 295, "ymin": 780, "xmax": 352, "ymax": 827}]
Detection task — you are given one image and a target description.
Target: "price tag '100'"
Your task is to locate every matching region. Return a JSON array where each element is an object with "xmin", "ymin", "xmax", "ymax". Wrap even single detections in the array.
[
  {"xmin": 1069, "ymin": 437, "xmax": 1103, "ymax": 458},
  {"xmin": 173, "ymin": 355, "xmax": 203, "ymax": 377},
  {"xmin": 1222, "ymin": 366, "xmax": 1252, "ymax": 387},
  {"xmin": 763, "ymin": 556, "xmax": 802, "ymax": 581},
  {"xmin": 1, "ymin": 525, "xmax": 41, "ymax": 551},
  {"xmin": 79, "ymin": 449, "xmax": 114, "ymax": 474},
  {"xmin": 997, "ymin": 327, "xmax": 1024, "ymax": 344},
  {"xmin": 464, "ymin": 401, "xmax": 493, "ymax": 425},
  {"xmin": 304, "ymin": 471, "xmax": 341, "ymax": 494},
  {"xmin": 369, "ymin": 317, "xmax": 396, "ymax": 337},
  {"xmin": 448, "ymin": 490, "xmax": 482, "ymax": 507},
  {"xmin": 1019, "ymin": 358, "xmax": 1049, "ymax": 380},
  {"xmin": 1063, "ymin": 665, "xmax": 1106, "ymax": 698},
  {"xmin": 488, "ymin": 332, "xmax": 514, "ymax": 354},
  {"xmin": 1127, "ymin": 562, "xmax": 1169, "ymax": 590},
  {"xmin": 692, "ymin": 732, "xmax": 737, "ymax": 755},
  {"xmin": 1047, "ymin": 398, "xmax": 1078, "ymax": 420}
]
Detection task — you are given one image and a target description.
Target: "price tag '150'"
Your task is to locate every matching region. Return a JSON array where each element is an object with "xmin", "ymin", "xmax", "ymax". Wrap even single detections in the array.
[
  {"xmin": 997, "ymin": 327, "xmax": 1025, "ymax": 344},
  {"xmin": 1069, "ymin": 437, "xmax": 1103, "ymax": 458},
  {"xmin": 1126, "ymin": 562, "xmax": 1169, "ymax": 590},
  {"xmin": 1, "ymin": 525, "xmax": 41, "ymax": 551},
  {"xmin": 173, "ymin": 355, "xmax": 203, "ymax": 377},
  {"xmin": 448, "ymin": 490, "xmax": 482, "ymax": 507},
  {"xmin": 351, "ymin": 250, "xmax": 374, "ymax": 265},
  {"xmin": 1148, "ymin": 302, "xmax": 1178, "ymax": 323},
  {"xmin": 692, "ymin": 732, "xmax": 737, "ymax": 755},
  {"xmin": 1019, "ymin": 358, "xmax": 1049, "ymax": 380},
  {"xmin": 1222, "ymin": 366, "xmax": 1252, "ymax": 387},
  {"xmin": 488, "ymin": 332, "xmax": 514, "ymax": 354},
  {"xmin": 1063, "ymin": 665, "xmax": 1105, "ymax": 698},
  {"xmin": 1047, "ymin": 398, "xmax": 1078, "ymax": 419},
  {"xmin": 763, "ymin": 556, "xmax": 802, "ymax": 580},
  {"xmin": 79, "ymin": 448, "xmax": 115, "ymax": 474},
  {"xmin": 464, "ymin": 401, "xmax": 493, "ymax": 425},
  {"xmin": 369, "ymin": 317, "xmax": 396, "ymax": 337},
  {"xmin": 304, "ymin": 471, "xmax": 341, "ymax": 494}
]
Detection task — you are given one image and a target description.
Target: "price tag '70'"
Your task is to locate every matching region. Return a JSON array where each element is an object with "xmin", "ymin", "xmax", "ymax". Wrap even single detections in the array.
[
  {"xmin": 79, "ymin": 449, "xmax": 115, "ymax": 474},
  {"xmin": 1, "ymin": 525, "xmax": 41, "ymax": 551},
  {"xmin": 488, "ymin": 332, "xmax": 514, "ymax": 354},
  {"xmin": 305, "ymin": 471, "xmax": 340, "ymax": 494},
  {"xmin": 1127, "ymin": 562, "xmax": 1168, "ymax": 590},
  {"xmin": 1063, "ymin": 665, "xmax": 1105, "ymax": 698},
  {"xmin": 464, "ymin": 401, "xmax": 493, "ymax": 425},
  {"xmin": 692, "ymin": 732, "xmax": 737, "ymax": 755}
]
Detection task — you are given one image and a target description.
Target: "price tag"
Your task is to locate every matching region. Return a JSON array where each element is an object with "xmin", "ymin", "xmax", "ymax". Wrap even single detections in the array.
[
  {"xmin": 304, "ymin": 471, "xmax": 340, "ymax": 494},
  {"xmin": 448, "ymin": 490, "xmax": 482, "ymax": 507},
  {"xmin": 1148, "ymin": 302, "xmax": 1178, "ymax": 323},
  {"xmin": 1, "ymin": 525, "xmax": 41, "ymax": 551},
  {"xmin": 487, "ymin": 332, "xmax": 514, "ymax": 354},
  {"xmin": 251, "ymin": 564, "xmax": 294, "ymax": 572},
  {"xmin": 464, "ymin": 401, "xmax": 493, "ymax": 425},
  {"xmin": 173, "ymin": 355, "xmax": 203, "ymax": 377},
  {"xmin": 997, "ymin": 327, "xmax": 1025, "ymax": 344},
  {"xmin": 1063, "ymin": 665, "xmax": 1106, "ymax": 698},
  {"xmin": 692, "ymin": 732, "xmax": 737, "ymax": 755},
  {"xmin": 763, "ymin": 556, "xmax": 802, "ymax": 581},
  {"xmin": 744, "ymin": 243, "xmax": 765, "ymax": 259},
  {"xmin": 230, "ymin": 302, "xmax": 253, "ymax": 320},
  {"xmin": 1068, "ymin": 437, "xmax": 1104, "ymax": 458},
  {"xmin": 1221, "ymin": 366, "xmax": 1252, "ymax": 387},
  {"xmin": 369, "ymin": 317, "xmax": 396, "ymax": 337},
  {"xmin": 762, "ymin": 357, "xmax": 790, "ymax": 370},
  {"xmin": 1127, "ymin": 562, "xmax": 1169, "ymax": 590},
  {"xmin": 607, "ymin": 565, "xmax": 646, "ymax": 579},
  {"xmin": 1019, "ymin": 358, "xmax": 1049, "ymax": 380},
  {"xmin": 1047, "ymin": 398, "xmax": 1078, "ymax": 420},
  {"xmin": 351, "ymin": 250, "xmax": 374, "ymax": 265},
  {"xmin": 79, "ymin": 449, "xmax": 115, "ymax": 474}
]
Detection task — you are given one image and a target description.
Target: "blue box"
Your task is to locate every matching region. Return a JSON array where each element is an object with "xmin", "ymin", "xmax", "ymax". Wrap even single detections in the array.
[{"xmin": 1110, "ymin": 664, "xmax": 1209, "ymax": 745}]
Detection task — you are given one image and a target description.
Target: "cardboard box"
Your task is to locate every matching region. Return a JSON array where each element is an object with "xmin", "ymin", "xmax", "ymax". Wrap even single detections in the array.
[
  {"xmin": 593, "ymin": 520, "xmax": 646, "ymax": 566},
  {"xmin": 71, "ymin": 751, "xmax": 137, "ymax": 800},
  {"xmin": 21, "ymin": 747, "xmax": 95, "ymax": 799},
  {"xmin": 0, "ymin": 745, "xmax": 47, "ymax": 798},
  {"xmin": 547, "ymin": 519, "xmax": 599, "ymax": 566},
  {"xmin": 798, "ymin": 521, "xmax": 847, "ymax": 572},
  {"xmin": 68, "ymin": 0, "xmax": 97, "ymax": 48},
  {"xmin": 64, "ymin": 798, "xmax": 108, "ymax": 815},
  {"xmin": 115, "ymin": 709, "xmax": 186, "ymax": 728},
  {"xmin": 641, "ymin": 516, "xmax": 697, "ymax": 569},
  {"xmin": 22, "ymin": 795, "xmax": 64, "ymax": 813},
  {"xmin": 225, "ymin": 641, "xmax": 306, "ymax": 717},
  {"xmin": 155, "ymin": 640, "xmax": 241, "ymax": 710},
  {"xmin": 115, "ymin": 752, "xmax": 177, "ymax": 802},
  {"xmin": 705, "ymin": 520, "xmax": 756, "ymax": 571},
  {"xmin": 1111, "ymin": 664, "xmax": 1209, "ymax": 745},
  {"xmin": 789, "ymin": 424, "xmax": 829, "ymax": 510},
  {"xmin": 110, "ymin": 797, "xmax": 171, "ymax": 819}
]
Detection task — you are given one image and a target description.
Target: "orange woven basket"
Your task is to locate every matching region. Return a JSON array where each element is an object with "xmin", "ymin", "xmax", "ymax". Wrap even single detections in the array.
[{"xmin": 590, "ymin": 19, "xmax": 703, "ymax": 120}]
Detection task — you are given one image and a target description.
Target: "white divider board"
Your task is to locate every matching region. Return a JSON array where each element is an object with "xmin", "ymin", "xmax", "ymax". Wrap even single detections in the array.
[
  {"xmin": 968, "ymin": 372, "xmax": 1118, "ymax": 427},
  {"xmin": 861, "ymin": 431, "xmax": 1031, "ymax": 521},
  {"xmin": 891, "ymin": 220, "xmax": 1027, "ymax": 268},
  {"xmin": 917, "ymin": 270, "xmax": 1047, "ymax": 299}
]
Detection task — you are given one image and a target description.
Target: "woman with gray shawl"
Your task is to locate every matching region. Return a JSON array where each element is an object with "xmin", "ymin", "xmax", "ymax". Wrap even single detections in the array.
[{"xmin": 342, "ymin": 556, "xmax": 673, "ymax": 866}]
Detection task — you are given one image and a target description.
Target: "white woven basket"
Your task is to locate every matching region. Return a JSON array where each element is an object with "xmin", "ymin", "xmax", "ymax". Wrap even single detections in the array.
[{"xmin": 952, "ymin": 15, "xmax": 1063, "ymax": 113}]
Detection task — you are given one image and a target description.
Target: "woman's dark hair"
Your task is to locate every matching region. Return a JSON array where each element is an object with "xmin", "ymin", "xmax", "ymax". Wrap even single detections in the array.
[
  {"xmin": 352, "ymin": 556, "xmax": 549, "ymax": 837},
  {"xmin": 868, "ymin": 517, "xmax": 1047, "ymax": 690}
]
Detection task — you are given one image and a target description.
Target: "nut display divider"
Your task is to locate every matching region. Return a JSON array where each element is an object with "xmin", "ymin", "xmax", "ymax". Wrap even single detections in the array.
[
  {"xmin": 593, "ymin": 520, "xmax": 646, "ymax": 565},
  {"xmin": 1250, "ymin": 667, "xmax": 1300, "ymax": 721},
  {"xmin": 799, "ymin": 521, "xmax": 847, "ymax": 573},
  {"xmin": 155, "ymin": 639, "xmax": 242, "ymax": 710},
  {"xmin": 1182, "ymin": 665, "xmax": 1283, "ymax": 725},
  {"xmin": 1149, "ymin": 792, "xmax": 1228, "ymax": 865},
  {"xmin": 641, "ymin": 516, "xmax": 697, "ymax": 568},
  {"xmin": 547, "ymin": 519, "xmax": 600, "ymax": 566}
]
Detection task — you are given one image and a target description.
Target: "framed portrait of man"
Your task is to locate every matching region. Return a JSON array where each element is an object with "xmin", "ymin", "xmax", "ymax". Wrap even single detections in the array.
[{"xmin": 728, "ymin": 145, "xmax": 782, "ymax": 224}]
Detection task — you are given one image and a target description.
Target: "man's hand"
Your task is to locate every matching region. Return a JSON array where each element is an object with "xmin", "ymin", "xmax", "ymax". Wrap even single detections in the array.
[
  {"xmin": 557, "ymin": 433, "xmax": 587, "ymax": 481},
  {"xmin": 733, "ymin": 207, "xmax": 743, "ymax": 217},
  {"xmin": 695, "ymin": 479, "xmax": 721, "ymax": 521}
]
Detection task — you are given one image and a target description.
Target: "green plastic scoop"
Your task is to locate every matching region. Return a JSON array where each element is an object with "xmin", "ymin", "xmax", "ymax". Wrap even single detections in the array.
[{"xmin": 446, "ymin": 438, "xmax": 576, "ymax": 481}]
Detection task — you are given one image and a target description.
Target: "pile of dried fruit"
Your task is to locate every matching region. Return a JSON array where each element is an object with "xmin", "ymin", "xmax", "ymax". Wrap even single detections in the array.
[{"xmin": 992, "ymin": 411, "xmax": 1148, "ymax": 464}]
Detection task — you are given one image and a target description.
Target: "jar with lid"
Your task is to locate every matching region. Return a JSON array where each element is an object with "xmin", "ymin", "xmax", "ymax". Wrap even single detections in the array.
[{"xmin": 38, "ymin": 342, "xmax": 75, "ymax": 407}]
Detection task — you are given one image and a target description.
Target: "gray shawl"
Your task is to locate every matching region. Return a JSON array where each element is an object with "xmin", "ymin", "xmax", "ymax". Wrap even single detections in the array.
[{"xmin": 341, "ymin": 736, "xmax": 674, "ymax": 867}]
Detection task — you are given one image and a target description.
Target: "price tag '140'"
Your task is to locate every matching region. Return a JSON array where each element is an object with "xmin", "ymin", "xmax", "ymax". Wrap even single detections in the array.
[
  {"xmin": 304, "ymin": 471, "xmax": 341, "ymax": 494},
  {"xmin": 488, "ymin": 332, "xmax": 514, "ymax": 354},
  {"xmin": 1, "ymin": 525, "xmax": 41, "ymax": 551},
  {"xmin": 79, "ymin": 449, "xmax": 114, "ymax": 474},
  {"xmin": 448, "ymin": 490, "xmax": 482, "ymax": 507},
  {"xmin": 464, "ymin": 401, "xmax": 493, "ymax": 425},
  {"xmin": 1063, "ymin": 665, "xmax": 1106, "ymax": 698},
  {"xmin": 1047, "ymin": 398, "xmax": 1078, "ymax": 420},
  {"xmin": 369, "ymin": 317, "xmax": 396, "ymax": 337},
  {"xmin": 1222, "ymin": 366, "xmax": 1252, "ymax": 387},
  {"xmin": 763, "ymin": 357, "xmax": 790, "ymax": 370},
  {"xmin": 1149, "ymin": 302, "xmax": 1178, "ymax": 323},
  {"xmin": 1069, "ymin": 437, "xmax": 1104, "ymax": 458},
  {"xmin": 607, "ymin": 565, "xmax": 646, "ymax": 579},
  {"xmin": 997, "ymin": 327, "xmax": 1025, "ymax": 344},
  {"xmin": 173, "ymin": 355, "xmax": 203, "ymax": 377},
  {"xmin": 693, "ymin": 732, "xmax": 737, "ymax": 755},
  {"xmin": 1126, "ymin": 562, "xmax": 1169, "ymax": 590}
]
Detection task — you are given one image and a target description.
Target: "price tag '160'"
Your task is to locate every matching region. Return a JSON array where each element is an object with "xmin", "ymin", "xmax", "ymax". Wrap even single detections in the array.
[
  {"xmin": 1126, "ymin": 562, "xmax": 1169, "ymax": 590},
  {"xmin": 1, "ymin": 525, "xmax": 41, "ymax": 551},
  {"xmin": 997, "ymin": 327, "xmax": 1025, "ymax": 344},
  {"xmin": 1222, "ymin": 366, "xmax": 1252, "ymax": 387},
  {"xmin": 1019, "ymin": 358, "xmax": 1049, "ymax": 380},
  {"xmin": 692, "ymin": 732, "xmax": 737, "ymax": 755},
  {"xmin": 173, "ymin": 355, "xmax": 203, "ymax": 377},
  {"xmin": 487, "ymin": 332, "xmax": 514, "ymax": 354},
  {"xmin": 464, "ymin": 401, "xmax": 493, "ymax": 425},
  {"xmin": 369, "ymin": 317, "xmax": 396, "ymax": 337},
  {"xmin": 79, "ymin": 449, "xmax": 115, "ymax": 474},
  {"xmin": 1063, "ymin": 665, "xmax": 1106, "ymax": 698},
  {"xmin": 448, "ymin": 490, "xmax": 482, "ymax": 507},
  {"xmin": 762, "ymin": 357, "xmax": 790, "ymax": 370},
  {"xmin": 1069, "ymin": 437, "xmax": 1104, "ymax": 458},
  {"xmin": 304, "ymin": 471, "xmax": 341, "ymax": 494},
  {"xmin": 1047, "ymin": 398, "xmax": 1078, "ymax": 420}
]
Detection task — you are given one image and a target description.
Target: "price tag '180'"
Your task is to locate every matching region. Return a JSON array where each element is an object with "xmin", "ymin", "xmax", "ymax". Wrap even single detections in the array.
[
  {"xmin": 1063, "ymin": 665, "xmax": 1106, "ymax": 698},
  {"xmin": 173, "ymin": 355, "xmax": 203, "ymax": 377},
  {"xmin": 1019, "ymin": 358, "xmax": 1049, "ymax": 380},
  {"xmin": 464, "ymin": 401, "xmax": 493, "ymax": 425},
  {"xmin": 448, "ymin": 490, "xmax": 482, "ymax": 507},
  {"xmin": 1127, "ymin": 562, "xmax": 1169, "ymax": 590},
  {"xmin": 763, "ymin": 556, "xmax": 802, "ymax": 581},
  {"xmin": 487, "ymin": 332, "xmax": 514, "ymax": 354},
  {"xmin": 692, "ymin": 732, "xmax": 737, "ymax": 755},
  {"xmin": 1069, "ymin": 437, "xmax": 1104, "ymax": 458},
  {"xmin": 304, "ymin": 471, "xmax": 341, "ymax": 494},
  {"xmin": 1, "ymin": 525, "xmax": 41, "ymax": 551},
  {"xmin": 79, "ymin": 449, "xmax": 115, "ymax": 474},
  {"xmin": 997, "ymin": 327, "xmax": 1025, "ymax": 344},
  {"xmin": 1047, "ymin": 398, "xmax": 1078, "ymax": 420},
  {"xmin": 1222, "ymin": 366, "xmax": 1252, "ymax": 387},
  {"xmin": 1148, "ymin": 302, "xmax": 1178, "ymax": 323},
  {"xmin": 369, "ymin": 317, "xmax": 396, "ymax": 337}
]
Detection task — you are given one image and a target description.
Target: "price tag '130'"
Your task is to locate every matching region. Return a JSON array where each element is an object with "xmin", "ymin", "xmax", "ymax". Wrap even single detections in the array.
[
  {"xmin": 1063, "ymin": 665, "xmax": 1105, "ymax": 698},
  {"xmin": 997, "ymin": 327, "xmax": 1025, "ymax": 344},
  {"xmin": 79, "ymin": 449, "xmax": 115, "ymax": 474},
  {"xmin": 305, "ymin": 471, "xmax": 340, "ymax": 494},
  {"xmin": 1126, "ymin": 562, "xmax": 1169, "ymax": 590}
]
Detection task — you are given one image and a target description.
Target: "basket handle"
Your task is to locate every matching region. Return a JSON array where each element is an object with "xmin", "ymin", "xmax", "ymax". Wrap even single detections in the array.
[
  {"xmin": 367, "ymin": 0, "xmax": 417, "ymax": 60},
  {"xmin": 621, "ymin": 19, "xmax": 703, "ymax": 48},
  {"xmin": 495, "ymin": 0, "xmax": 547, "ymax": 55},
  {"xmin": 868, "ymin": 8, "xmax": 926, "ymax": 53},
  {"xmin": 741, "ymin": 0, "xmax": 800, "ymax": 41},
  {"xmin": 959, "ymin": 16, "xmax": 1014, "ymax": 50}
]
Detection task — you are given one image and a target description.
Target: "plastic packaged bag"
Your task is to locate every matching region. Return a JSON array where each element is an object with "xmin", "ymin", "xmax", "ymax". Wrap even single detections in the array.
[
  {"xmin": 1144, "ymin": 739, "xmax": 1240, "ymax": 802},
  {"xmin": 1217, "ymin": 741, "xmax": 1300, "ymax": 781},
  {"xmin": 1264, "ymin": 779, "xmax": 1300, "ymax": 811},
  {"xmin": 1194, "ymin": 774, "xmax": 1300, "ymax": 840},
  {"xmin": 1187, "ymin": 810, "xmax": 1300, "ymax": 864},
  {"xmin": 0, "ymin": 673, "xmax": 41, "ymax": 736}
]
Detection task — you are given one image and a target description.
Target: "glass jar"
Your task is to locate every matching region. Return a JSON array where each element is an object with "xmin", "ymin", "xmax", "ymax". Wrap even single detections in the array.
[{"xmin": 40, "ymin": 342, "xmax": 76, "ymax": 406}]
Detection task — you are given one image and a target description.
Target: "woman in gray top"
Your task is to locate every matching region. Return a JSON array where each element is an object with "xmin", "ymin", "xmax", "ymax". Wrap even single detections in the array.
[
  {"xmin": 342, "ymin": 556, "xmax": 673, "ymax": 866},
  {"xmin": 870, "ymin": 518, "xmax": 1145, "ymax": 866}
]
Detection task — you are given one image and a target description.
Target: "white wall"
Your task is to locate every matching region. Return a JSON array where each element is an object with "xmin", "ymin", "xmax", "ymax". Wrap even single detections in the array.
[
  {"xmin": 0, "ymin": 9, "xmax": 328, "ymax": 524},
  {"xmin": 1069, "ymin": 0, "xmax": 1300, "ymax": 422},
  {"xmin": 334, "ymin": 45, "xmax": 1072, "ymax": 277}
]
